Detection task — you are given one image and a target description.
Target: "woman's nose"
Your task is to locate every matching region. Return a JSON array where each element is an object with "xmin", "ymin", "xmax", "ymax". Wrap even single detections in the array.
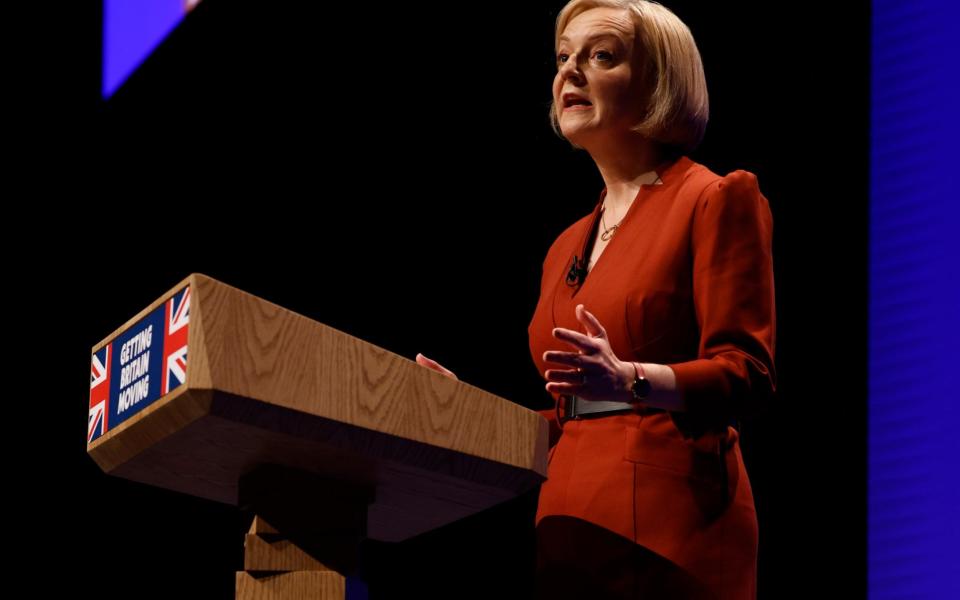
[{"xmin": 558, "ymin": 54, "xmax": 584, "ymax": 82}]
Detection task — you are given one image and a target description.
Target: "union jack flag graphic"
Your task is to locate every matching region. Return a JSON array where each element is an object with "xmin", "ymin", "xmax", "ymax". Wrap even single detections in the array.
[
  {"xmin": 165, "ymin": 346, "xmax": 188, "ymax": 395},
  {"xmin": 88, "ymin": 284, "xmax": 191, "ymax": 440},
  {"xmin": 168, "ymin": 285, "xmax": 190, "ymax": 335},
  {"xmin": 161, "ymin": 286, "xmax": 190, "ymax": 395},
  {"xmin": 88, "ymin": 344, "xmax": 111, "ymax": 443}
]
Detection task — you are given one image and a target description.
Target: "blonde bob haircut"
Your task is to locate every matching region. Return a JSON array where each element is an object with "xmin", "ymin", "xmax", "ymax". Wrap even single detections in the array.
[{"xmin": 550, "ymin": 0, "xmax": 709, "ymax": 154}]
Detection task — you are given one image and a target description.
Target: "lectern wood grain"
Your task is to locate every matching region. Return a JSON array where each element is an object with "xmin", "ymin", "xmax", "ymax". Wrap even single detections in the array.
[
  {"xmin": 243, "ymin": 534, "xmax": 332, "ymax": 572},
  {"xmin": 248, "ymin": 515, "xmax": 280, "ymax": 536},
  {"xmin": 235, "ymin": 572, "xmax": 345, "ymax": 600},
  {"xmin": 87, "ymin": 273, "xmax": 548, "ymax": 543}
]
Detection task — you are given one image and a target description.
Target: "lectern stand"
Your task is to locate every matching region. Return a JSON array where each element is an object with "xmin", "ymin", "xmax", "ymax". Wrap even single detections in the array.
[{"xmin": 86, "ymin": 273, "xmax": 549, "ymax": 599}]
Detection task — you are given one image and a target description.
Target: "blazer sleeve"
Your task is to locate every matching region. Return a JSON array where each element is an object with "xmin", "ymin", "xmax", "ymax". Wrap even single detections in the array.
[{"xmin": 666, "ymin": 170, "xmax": 777, "ymax": 418}]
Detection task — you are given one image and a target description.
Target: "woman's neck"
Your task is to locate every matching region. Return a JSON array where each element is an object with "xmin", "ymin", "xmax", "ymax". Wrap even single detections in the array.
[{"xmin": 588, "ymin": 136, "xmax": 663, "ymax": 214}]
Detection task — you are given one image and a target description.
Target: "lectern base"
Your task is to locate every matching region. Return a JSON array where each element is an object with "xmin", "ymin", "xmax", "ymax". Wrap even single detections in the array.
[
  {"xmin": 236, "ymin": 515, "xmax": 370, "ymax": 600},
  {"xmin": 235, "ymin": 464, "xmax": 373, "ymax": 599},
  {"xmin": 236, "ymin": 571, "xmax": 346, "ymax": 599}
]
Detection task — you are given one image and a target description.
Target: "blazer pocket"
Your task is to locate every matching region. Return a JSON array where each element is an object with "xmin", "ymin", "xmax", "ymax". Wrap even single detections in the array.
[{"xmin": 622, "ymin": 425, "xmax": 725, "ymax": 484}]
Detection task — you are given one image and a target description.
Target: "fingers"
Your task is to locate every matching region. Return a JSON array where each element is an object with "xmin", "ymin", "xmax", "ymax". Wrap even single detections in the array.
[
  {"xmin": 544, "ymin": 307, "xmax": 614, "ymax": 399},
  {"xmin": 417, "ymin": 353, "xmax": 446, "ymax": 371},
  {"xmin": 575, "ymin": 303, "xmax": 607, "ymax": 338},
  {"xmin": 416, "ymin": 353, "xmax": 458, "ymax": 380},
  {"xmin": 546, "ymin": 381, "xmax": 582, "ymax": 394},
  {"xmin": 551, "ymin": 327, "xmax": 599, "ymax": 353},
  {"xmin": 543, "ymin": 350, "xmax": 584, "ymax": 368},
  {"xmin": 550, "ymin": 305, "xmax": 608, "ymax": 358},
  {"xmin": 545, "ymin": 368, "xmax": 583, "ymax": 384}
]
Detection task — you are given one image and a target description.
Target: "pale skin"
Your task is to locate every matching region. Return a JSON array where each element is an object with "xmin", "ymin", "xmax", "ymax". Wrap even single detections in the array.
[
  {"xmin": 417, "ymin": 7, "xmax": 684, "ymax": 412},
  {"xmin": 554, "ymin": 7, "xmax": 661, "ymax": 215}
]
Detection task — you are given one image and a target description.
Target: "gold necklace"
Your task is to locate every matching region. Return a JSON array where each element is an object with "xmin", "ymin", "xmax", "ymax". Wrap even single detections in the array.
[
  {"xmin": 600, "ymin": 204, "xmax": 622, "ymax": 241},
  {"xmin": 599, "ymin": 175, "xmax": 662, "ymax": 241}
]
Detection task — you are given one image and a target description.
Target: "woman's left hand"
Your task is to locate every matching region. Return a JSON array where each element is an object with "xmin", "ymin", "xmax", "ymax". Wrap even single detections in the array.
[{"xmin": 543, "ymin": 303, "xmax": 633, "ymax": 402}]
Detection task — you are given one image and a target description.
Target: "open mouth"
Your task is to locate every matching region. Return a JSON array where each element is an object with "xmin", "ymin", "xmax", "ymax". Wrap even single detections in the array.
[{"xmin": 562, "ymin": 95, "xmax": 593, "ymax": 110}]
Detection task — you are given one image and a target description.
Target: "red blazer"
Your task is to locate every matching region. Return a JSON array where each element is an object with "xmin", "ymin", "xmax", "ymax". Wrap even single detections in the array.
[{"xmin": 528, "ymin": 155, "xmax": 776, "ymax": 598}]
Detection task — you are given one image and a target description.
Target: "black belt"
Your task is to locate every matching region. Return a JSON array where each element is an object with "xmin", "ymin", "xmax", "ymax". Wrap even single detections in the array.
[
  {"xmin": 556, "ymin": 396, "xmax": 741, "ymax": 434},
  {"xmin": 557, "ymin": 395, "xmax": 636, "ymax": 425}
]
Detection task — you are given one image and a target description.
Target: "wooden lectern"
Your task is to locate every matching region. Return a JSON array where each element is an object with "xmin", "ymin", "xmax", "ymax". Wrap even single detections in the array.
[{"xmin": 86, "ymin": 273, "xmax": 549, "ymax": 599}]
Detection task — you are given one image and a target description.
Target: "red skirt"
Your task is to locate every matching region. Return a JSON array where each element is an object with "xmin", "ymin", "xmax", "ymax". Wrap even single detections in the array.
[{"xmin": 535, "ymin": 412, "xmax": 758, "ymax": 599}]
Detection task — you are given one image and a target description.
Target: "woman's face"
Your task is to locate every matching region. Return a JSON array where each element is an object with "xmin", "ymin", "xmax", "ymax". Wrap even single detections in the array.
[{"xmin": 553, "ymin": 7, "xmax": 647, "ymax": 148}]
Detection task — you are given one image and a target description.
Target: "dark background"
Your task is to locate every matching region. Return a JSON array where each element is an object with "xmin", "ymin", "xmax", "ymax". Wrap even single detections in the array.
[{"xmin": 32, "ymin": 0, "xmax": 867, "ymax": 597}]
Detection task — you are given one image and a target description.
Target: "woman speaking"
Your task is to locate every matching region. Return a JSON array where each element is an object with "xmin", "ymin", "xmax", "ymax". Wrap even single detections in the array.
[{"xmin": 418, "ymin": 1, "xmax": 776, "ymax": 597}]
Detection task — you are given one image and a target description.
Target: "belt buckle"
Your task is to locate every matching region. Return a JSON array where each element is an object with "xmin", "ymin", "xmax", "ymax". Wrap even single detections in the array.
[{"xmin": 557, "ymin": 395, "xmax": 584, "ymax": 425}]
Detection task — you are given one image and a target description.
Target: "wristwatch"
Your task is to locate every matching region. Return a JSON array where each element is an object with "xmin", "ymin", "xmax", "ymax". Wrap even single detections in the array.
[{"xmin": 630, "ymin": 362, "xmax": 651, "ymax": 403}]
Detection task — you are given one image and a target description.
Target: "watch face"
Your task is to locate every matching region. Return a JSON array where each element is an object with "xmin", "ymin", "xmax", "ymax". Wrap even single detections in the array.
[{"xmin": 632, "ymin": 377, "xmax": 651, "ymax": 399}]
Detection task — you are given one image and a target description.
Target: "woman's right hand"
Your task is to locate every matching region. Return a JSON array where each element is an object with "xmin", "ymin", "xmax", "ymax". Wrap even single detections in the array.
[{"xmin": 415, "ymin": 353, "xmax": 458, "ymax": 380}]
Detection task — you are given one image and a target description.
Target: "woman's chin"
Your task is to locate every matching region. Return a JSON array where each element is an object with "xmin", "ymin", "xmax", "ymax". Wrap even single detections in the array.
[{"xmin": 560, "ymin": 127, "xmax": 597, "ymax": 148}]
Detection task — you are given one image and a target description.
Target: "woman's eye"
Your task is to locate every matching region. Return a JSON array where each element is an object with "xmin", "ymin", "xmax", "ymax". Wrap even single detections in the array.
[{"xmin": 556, "ymin": 51, "xmax": 613, "ymax": 66}]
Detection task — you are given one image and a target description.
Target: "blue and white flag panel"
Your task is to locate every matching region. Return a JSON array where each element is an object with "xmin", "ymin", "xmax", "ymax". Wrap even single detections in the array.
[{"xmin": 88, "ymin": 286, "xmax": 190, "ymax": 444}]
